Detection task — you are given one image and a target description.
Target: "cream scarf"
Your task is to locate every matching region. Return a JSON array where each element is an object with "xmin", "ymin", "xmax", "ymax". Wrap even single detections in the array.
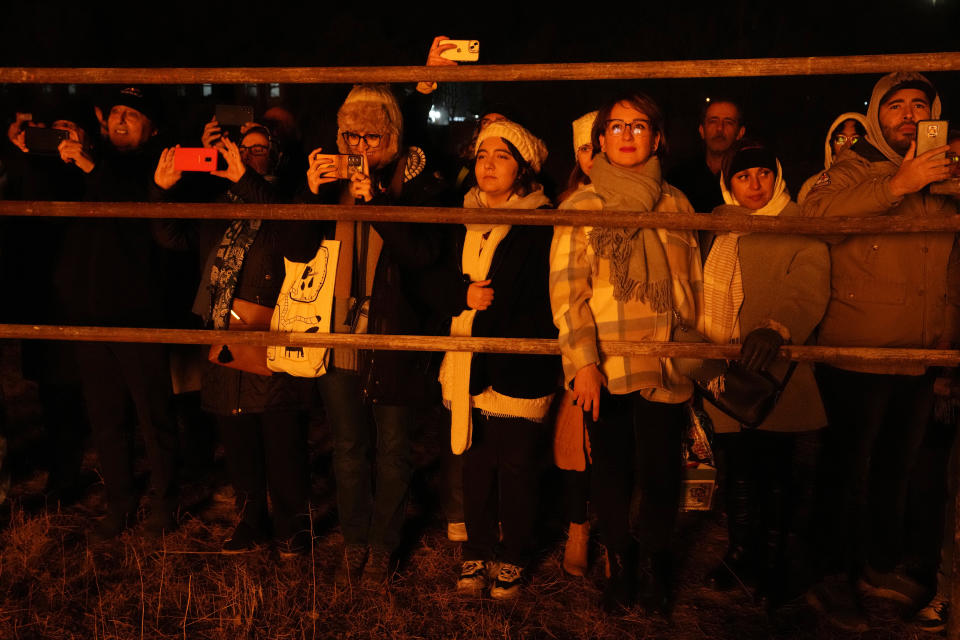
[
  {"xmin": 440, "ymin": 187, "xmax": 551, "ymax": 454},
  {"xmin": 703, "ymin": 161, "xmax": 790, "ymax": 345}
]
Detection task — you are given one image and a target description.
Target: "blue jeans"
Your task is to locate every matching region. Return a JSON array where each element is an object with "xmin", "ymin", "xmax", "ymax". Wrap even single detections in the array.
[{"xmin": 317, "ymin": 370, "xmax": 413, "ymax": 552}]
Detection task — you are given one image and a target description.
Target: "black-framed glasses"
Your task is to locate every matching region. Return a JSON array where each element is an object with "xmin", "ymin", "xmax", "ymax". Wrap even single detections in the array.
[
  {"xmin": 239, "ymin": 144, "xmax": 269, "ymax": 156},
  {"xmin": 342, "ymin": 131, "xmax": 383, "ymax": 148},
  {"xmin": 604, "ymin": 119, "xmax": 649, "ymax": 138},
  {"xmin": 833, "ymin": 134, "xmax": 860, "ymax": 147}
]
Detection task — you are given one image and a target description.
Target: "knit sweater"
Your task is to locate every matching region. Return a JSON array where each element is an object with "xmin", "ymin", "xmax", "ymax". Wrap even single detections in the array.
[{"xmin": 550, "ymin": 183, "xmax": 703, "ymax": 402}]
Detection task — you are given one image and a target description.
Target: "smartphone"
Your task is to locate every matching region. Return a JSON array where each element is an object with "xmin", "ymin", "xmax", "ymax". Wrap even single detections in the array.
[
  {"xmin": 439, "ymin": 40, "xmax": 479, "ymax": 62},
  {"xmin": 174, "ymin": 147, "xmax": 218, "ymax": 172},
  {"xmin": 314, "ymin": 153, "xmax": 366, "ymax": 179},
  {"xmin": 916, "ymin": 120, "xmax": 949, "ymax": 157},
  {"xmin": 24, "ymin": 127, "xmax": 69, "ymax": 155},
  {"xmin": 215, "ymin": 104, "xmax": 254, "ymax": 140}
]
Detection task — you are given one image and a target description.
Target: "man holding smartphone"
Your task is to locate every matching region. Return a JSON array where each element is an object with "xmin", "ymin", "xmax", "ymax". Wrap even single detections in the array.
[
  {"xmin": 53, "ymin": 86, "xmax": 181, "ymax": 542},
  {"xmin": 802, "ymin": 72, "xmax": 958, "ymax": 631}
]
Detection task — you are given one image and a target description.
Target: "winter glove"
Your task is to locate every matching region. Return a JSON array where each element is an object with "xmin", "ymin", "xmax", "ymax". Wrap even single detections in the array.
[{"xmin": 739, "ymin": 328, "xmax": 784, "ymax": 373}]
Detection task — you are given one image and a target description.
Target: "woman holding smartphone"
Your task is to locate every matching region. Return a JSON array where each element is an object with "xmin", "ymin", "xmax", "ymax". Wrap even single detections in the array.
[{"xmin": 550, "ymin": 93, "xmax": 703, "ymax": 614}]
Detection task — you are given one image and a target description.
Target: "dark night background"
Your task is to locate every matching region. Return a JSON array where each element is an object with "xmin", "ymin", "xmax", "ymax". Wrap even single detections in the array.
[{"xmin": 2, "ymin": 1, "xmax": 959, "ymax": 195}]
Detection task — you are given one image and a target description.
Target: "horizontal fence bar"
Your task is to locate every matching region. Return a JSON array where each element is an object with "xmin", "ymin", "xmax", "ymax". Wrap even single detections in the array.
[
  {"xmin": 2, "ymin": 201, "xmax": 960, "ymax": 234},
  {"xmin": 1, "ymin": 53, "xmax": 959, "ymax": 85},
  {"xmin": 1, "ymin": 324, "xmax": 957, "ymax": 369}
]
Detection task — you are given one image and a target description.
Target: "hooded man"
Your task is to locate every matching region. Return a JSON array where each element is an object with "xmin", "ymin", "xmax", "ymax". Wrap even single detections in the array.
[{"xmin": 802, "ymin": 72, "xmax": 959, "ymax": 630}]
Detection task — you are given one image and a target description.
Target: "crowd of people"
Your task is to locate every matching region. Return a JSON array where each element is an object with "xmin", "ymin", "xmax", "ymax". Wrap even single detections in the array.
[{"xmin": 2, "ymin": 39, "xmax": 960, "ymax": 633}]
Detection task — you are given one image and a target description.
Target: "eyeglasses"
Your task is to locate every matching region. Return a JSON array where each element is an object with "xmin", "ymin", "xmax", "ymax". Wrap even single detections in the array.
[
  {"xmin": 577, "ymin": 144, "xmax": 593, "ymax": 154},
  {"xmin": 604, "ymin": 119, "xmax": 650, "ymax": 138},
  {"xmin": 239, "ymin": 144, "xmax": 269, "ymax": 156},
  {"xmin": 342, "ymin": 131, "xmax": 383, "ymax": 148},
  {"xmin": 833, "ymin": 135, "xmax": 860, "ymax": 147}
]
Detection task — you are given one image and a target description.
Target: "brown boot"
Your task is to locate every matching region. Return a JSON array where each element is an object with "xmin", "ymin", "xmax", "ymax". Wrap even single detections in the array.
[{"xmin": 562, "ymin": 521, "xmax": 590, "ymax": 577}]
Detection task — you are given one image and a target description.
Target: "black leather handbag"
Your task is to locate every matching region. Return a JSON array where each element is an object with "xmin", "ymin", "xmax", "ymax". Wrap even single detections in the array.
[{"xmin": 695, "ymin": 361, "xmax": 797, "ymax": 429}]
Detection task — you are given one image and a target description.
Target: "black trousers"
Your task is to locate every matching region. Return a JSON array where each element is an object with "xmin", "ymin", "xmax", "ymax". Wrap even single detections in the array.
[
  {"xmin": 715, "ymin": 430, "xmax": 795, "ymax": 557},
  {"xmin": 462, "ymin": 411, "xmax": 546, "ymax": 566},
  {"xmin": 814, "ymin": 364, "xmax": 935, "ymax": 576},
  {"xmin": 76, "ymin": 342, "xmax": 178, "ymax": 516},
  {"xmin": 584, "ymin": 389, "xmax": 684, "ymax": 556},
  {"xmin": 217, "ymin": 410, "xmax": 310, "ymax": 539}
]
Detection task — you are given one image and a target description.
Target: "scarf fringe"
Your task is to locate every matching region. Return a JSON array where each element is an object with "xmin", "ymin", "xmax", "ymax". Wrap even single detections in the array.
[{"xmin": 706, "ymin": 374, "xmax": 725, "ymax": 396}]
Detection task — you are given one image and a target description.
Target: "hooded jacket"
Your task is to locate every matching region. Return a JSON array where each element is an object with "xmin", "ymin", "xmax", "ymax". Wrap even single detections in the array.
[
  {"xmin": 797, "ymin": 112, "xmax": 868, "ymax": 205},
  {"xmin": 801, "ymin": 72, "xmax": 960, "ymax": 375}
]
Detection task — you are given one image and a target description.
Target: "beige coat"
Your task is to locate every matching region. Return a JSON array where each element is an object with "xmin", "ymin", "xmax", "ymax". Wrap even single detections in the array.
[
  {"xmin": 801, "ymin": 142, "xmax": 960, "ymax": 375},
  {"xmin": 704, "ymin": 203, "xmax": 831, "ymax": 433}
]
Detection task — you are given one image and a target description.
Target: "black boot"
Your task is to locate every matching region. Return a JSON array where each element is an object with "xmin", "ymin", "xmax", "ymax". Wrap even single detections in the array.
[
  {"xmin": 706, "ymin": 478, "xmax": 754, "ymax": 591},
  {"xmin": 640, "ymin": 550, "xmax": 675, "ymax": 618},
  {"xmin": 755, "ymin": 485, "xmax": 789, "ymax": 609},
  {"xmin": 602, "ymin": 547, "xmax": 637, "ymax": 614}
]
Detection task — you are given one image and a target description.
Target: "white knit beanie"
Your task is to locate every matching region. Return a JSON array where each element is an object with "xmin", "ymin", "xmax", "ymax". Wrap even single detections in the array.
[
  {"xmin": 475, "ymin": 120, "xmax": 548, "ymax": 172},
  {"xmin": 572, "ymin": 111, "xmax": 597, "ymax": 158}
]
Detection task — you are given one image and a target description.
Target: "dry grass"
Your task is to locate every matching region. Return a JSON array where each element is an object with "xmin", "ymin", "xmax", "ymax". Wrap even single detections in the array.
[{"xmin": 0, "ymin": 343, "xmax": 940, "ymax": 639}]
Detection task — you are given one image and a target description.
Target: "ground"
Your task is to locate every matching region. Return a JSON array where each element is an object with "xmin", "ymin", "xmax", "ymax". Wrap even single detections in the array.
[{"xmin": 0, "ymin": 342, "xmax": 939, "ymax": 639}]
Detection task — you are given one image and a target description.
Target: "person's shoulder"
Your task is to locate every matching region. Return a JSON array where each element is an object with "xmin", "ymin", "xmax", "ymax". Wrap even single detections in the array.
[
  {"xmin": 559, "ymin": 184, "xmax": 603, "ymax": 211},
  {"xmin": 847, "ymin": 139, "xmax": 887, "ymax": 164},
  {"xmin": 659, "ymin": 181, "xmax": 695, "ymax": 213}
]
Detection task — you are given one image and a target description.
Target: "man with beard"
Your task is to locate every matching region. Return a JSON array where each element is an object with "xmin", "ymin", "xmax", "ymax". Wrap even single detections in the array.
[
  {"xmin": 802, "ymin": 72, "xmax": 958, "ymax": 631},
  {"xmin": 667, "ymin": 98, "xmax": 745, "ymax": 215},
  {"xmin": 55, "ymin": 87, "xmax": 180, "ymax": 541}
]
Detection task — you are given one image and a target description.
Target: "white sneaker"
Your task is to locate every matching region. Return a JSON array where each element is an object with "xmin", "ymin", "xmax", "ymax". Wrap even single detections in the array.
[
  {"xmin": 447, "ymin": 521, "xmax": 468, "ymax": 542},
  {"xmin": 490, "ymin": 562, "xmax": 523, "ymax": 600},
  {"xmin": 457, "ymin": 560, "xmax": 487, "ymax": 595},
  {"xmin": 915, "ymin": 594, "xmax": 949, "ymax": 634}
]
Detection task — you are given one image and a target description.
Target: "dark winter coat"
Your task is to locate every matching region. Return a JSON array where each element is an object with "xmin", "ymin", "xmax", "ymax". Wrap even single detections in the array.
[
  {"xmin": 310, "ymin": 146, "xmax": 452, "ymax": 406},
  {"xmin": 156, "ymin": 169, "xmax": 320, "ymax": 415},
  {"xmin": 54, "ymin": 144, "xmax": 170, "ymax": 327},
  {"xmin": 421, "ymin": 223, "xmax": 560, "ymax": 400}
]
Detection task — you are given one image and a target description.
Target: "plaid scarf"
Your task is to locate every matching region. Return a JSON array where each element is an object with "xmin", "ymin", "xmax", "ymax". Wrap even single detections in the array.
[{"xmin": 587, "ymin": 154, "xmax": 673, "ymax": 313}]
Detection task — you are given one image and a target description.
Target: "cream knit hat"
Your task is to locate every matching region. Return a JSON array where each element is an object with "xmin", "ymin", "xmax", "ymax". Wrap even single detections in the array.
[
  {"xmin": 475, "ymin": 120, "xmax": 548, "ymax": 172},
  {"xmin": 572, "ymin": 111, "xmax": 597, "ymax": 158},
  {"xmin": 336, "ymin": 84, "xmax": 403, "ymax": 162}
]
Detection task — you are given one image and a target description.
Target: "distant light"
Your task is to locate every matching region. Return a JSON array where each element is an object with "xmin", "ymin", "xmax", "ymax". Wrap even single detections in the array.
[
  {"xmin": 864, "ymin": 101, "xmax": 868, "ymax": 106},
  {"xmin": 246, "ymin": 84, "xmax": 258, "ymax": 97},
  {"xmin": 67, "ymin": 84, "xmax": 76, "ymax": 95},
  {"xmin": 705, "ymin": 97, "xmax": 711, "ymax": 103},
  {"xmin": 269, "ymin": 83, "xmax": 280, "ymax": 98},
  {"xmin": 452, "ymin": 116, "xmax": 466, "ymax": 122},
  {"xmin": 202, "ymin": 84, "xmax": 212, "ymax": 97},
  {"xmin": 428, "ymin": 108, "xmax": 442, "ymax": 123},
  {"xmin": 474, "ymin": 114, "xmax": 480, "ymax": 120}
]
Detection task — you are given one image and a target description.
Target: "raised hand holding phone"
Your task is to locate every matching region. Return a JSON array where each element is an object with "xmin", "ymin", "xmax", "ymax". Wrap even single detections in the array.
[
  {"xmin": 211, "ymin": 136, "xmax": 247, "ymax": 183},
  {"xmin": 307, "ymin": 147, "xmax": 340, "ymax": 194},
  {"xmin": 154, "ymin": 146, "xmax": 183, "ymax": 190},
  {"xmin": 201, "ymin": 117, "xmax": 222, "ymax": 148}
]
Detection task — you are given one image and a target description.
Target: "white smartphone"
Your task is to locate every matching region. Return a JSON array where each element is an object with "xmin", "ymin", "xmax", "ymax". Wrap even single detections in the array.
[
  {"xmin": 439, "ymin": 40, "xmax": 479, "ymax": 62},
  {"xmin": 916, "ymin": 120, "xmax": 948, "ymax": 157}
]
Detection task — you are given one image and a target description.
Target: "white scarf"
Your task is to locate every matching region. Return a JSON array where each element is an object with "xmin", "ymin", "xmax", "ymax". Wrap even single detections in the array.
[
  {"xmin": 704, "ymin": 161, "xmax": 790, "ymax": 344},
  {"xmin": 440, "ymin": 187, "xmax": 551, "ymax": 454}
]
